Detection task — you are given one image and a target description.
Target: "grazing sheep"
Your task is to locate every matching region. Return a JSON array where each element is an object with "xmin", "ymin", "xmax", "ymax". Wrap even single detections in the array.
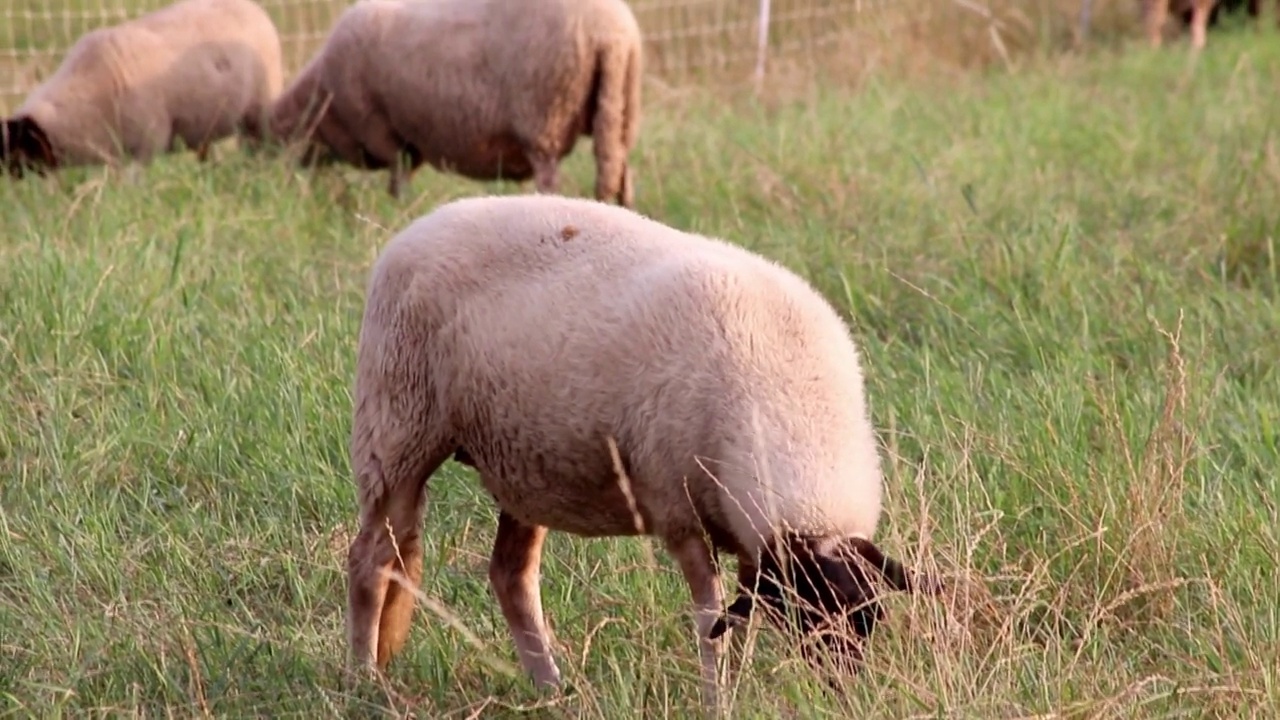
[
  {"xmin": 2, "ymin": 0, "xmax": 283, "ymax": 177},
  {"xmin": 267, "ymin": 0, "xmax": 643, "ymax": 204},
  {"xmin": 345, "ymin": 194, "xmax": 937, "ymax": 710},
  {"xmin": 1146, "ymin": 0, "xmax": 1276, "ymax": 48}
]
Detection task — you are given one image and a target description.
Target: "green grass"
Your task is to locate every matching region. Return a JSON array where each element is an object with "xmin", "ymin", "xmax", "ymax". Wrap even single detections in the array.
[{"xmin": 3, "ymin": 26, "xmax": 1280, "ymax": 719}]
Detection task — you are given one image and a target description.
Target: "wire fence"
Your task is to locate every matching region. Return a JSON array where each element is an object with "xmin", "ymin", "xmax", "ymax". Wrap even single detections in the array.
[{"xmin": 0, "ymin": 0, "xmax": 895, "ymax": 111}]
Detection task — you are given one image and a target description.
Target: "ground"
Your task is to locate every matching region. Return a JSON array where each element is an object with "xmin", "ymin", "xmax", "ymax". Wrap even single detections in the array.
[{"xmin": 1, "ymin": 22, "xmax": 1278, "ymax": 720}]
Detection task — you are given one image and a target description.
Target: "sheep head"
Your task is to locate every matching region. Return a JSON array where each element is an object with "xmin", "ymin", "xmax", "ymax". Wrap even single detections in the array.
[
  {"xmin": 710, "ymin": 533, "xmax": 936, "ymax": 674},
  {"xmin": 2, "ymin": 116, "xmax": 57, "ymax": 178}
]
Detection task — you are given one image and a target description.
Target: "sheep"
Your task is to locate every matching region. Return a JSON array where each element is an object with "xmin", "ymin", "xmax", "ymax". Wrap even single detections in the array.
[
  {"xmin": 345, "ymin": 194, "xmax": 938, "ymax": 711},
  {"xmin": 1146, "ymin": 0, "xmax": 1277, "ymax": 48},
  {"xmin": 266, "ymin": 0, "xmax": 643, "ymax": 204},
  {"xmin": 2, "ymin": 0, "xmax": 283, "ymax": 177}
]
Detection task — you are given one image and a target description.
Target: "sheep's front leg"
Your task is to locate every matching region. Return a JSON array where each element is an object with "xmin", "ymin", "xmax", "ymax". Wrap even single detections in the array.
[
  {"xmin": 1145, "ymin": 0, "xmax": 1170, "ymax": 47},
  {"xmin": 669, "ymin": 535, "xmax": 726, "ymax": 716},
  {"xmin": 386, "ymin": 167, "xmax": 403, "ymax": 200},
  {"xmin": 1189, "ymin": 0, "xmax": 1214, "ymax": 48},
  {"xmin": 709, "ymin": 556, "xmax": 759, "ymax": 640},
  {"xmin": 489, "ymin": 510, "xmax": 561, "ymax": 688},
  {"xmin": 346, "ymin": 115, "xmax": 413, "ymax": 199},
  {"xmin": 377, "ymin": 148, "xmax": 414, "ymax": 200},
  {"xmin": 529, "ymin": 152, "xmax": 561, "ymax": 195},
  {"xmin": 385, "ymin": 154, "xmax": 419, "ymax": 201}
]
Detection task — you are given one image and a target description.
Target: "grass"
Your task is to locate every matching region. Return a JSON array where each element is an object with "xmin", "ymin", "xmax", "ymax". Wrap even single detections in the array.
[{"xmin": 3, "ymin": 14, "xmax": 1280, "ymax": 720}]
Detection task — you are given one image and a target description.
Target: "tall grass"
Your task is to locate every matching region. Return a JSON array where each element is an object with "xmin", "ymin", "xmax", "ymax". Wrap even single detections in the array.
[{"xmin": 2, "ymin": 10, "xmax": 1279, "ymax": 720}]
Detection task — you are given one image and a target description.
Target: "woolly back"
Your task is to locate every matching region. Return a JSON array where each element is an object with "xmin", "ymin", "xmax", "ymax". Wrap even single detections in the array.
[{"xmin": 371, "ymin": 195, "xmax": 886, "ymax": 547}]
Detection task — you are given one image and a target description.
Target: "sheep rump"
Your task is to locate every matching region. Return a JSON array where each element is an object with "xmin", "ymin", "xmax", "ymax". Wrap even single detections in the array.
[
  {"xmin": 2, "ymin": 0, "xmax": 283, "ymax": 175},
  {"xmin": 268, "ymin": 0, "xmax": 643, "ymax": 203},
  {"xmin": 346, "ymin": 194, "xmax": 934, "ymax": 708}
]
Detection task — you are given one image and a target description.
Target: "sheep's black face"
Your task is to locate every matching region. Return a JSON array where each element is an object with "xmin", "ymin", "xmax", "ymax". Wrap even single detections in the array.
[
  {"xmin": 762, "ymin": 536, "xmax": 895, "ymax": 671},
  {"xmin": 710, "ymin": 534, "xmax": 927, "ymax": 676},
  {"xmin": 2, "ymin": 116, "xmax": 56, "ymax": 178}
]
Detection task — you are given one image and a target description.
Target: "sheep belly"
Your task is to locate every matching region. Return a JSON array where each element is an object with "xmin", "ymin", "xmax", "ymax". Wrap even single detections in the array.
[
  {"xmin": 436, "ymin": 264, "xmax": 718, "ymax": 540},
  {"xmin": 417, "ymin": 131, "xmax": 535, "ymax": 182},
  {"xmin": 167, "ymin": 44, "xmax": 261, "ymax": 148},
  {"xmin": 463, "ymin": 436, "xmax": 651, "ymax": 538}
]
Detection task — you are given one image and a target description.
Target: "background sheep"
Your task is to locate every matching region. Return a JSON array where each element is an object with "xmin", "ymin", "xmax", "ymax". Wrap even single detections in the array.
[
  {"xmin": 2, "ymin": 0, "xmax": 283, "ymax": 177},
  {"xmin": 1147, "ymin": 0, "xmax": 1277, "ymax": 47},
  {"xmin": 345, "ymin": 194, "xmax": 937, "ymax": 710},
  {"xmin": 267, "ymin": 0, "xmax": 643, "ymax": 204}
]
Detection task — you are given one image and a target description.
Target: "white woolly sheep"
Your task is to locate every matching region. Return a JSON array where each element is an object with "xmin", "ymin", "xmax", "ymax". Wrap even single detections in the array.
[
  {"xmin": 267, "ymin": 0, "xmax": 643, "ymax": 204},
  {"xmin": 2, "ymin": 0, "xmax": 283, "ymax": 177},
  {"xmin": 345, "ymin": 194, "xmax": 938, "ymax": 710}
]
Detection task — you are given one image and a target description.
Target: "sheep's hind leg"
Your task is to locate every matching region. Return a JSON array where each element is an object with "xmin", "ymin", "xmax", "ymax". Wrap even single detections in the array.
[
  {"xmin": 489, "ymin": 510, "xmax": 561, "ymax": 688},
  {"xmin": 347, "ymin": 445, "xmax": 452, "ymax": 672},
  {"xmin": 669, "ymin": 535, "xmax": 726, "ymax": 716},
  {"xmin": 591, "ymin": 125, "xmax": 628, "ymax": 208},
  {"xmin": 618, "ymin": 163, "xmax": 635, "ymax": 210}
]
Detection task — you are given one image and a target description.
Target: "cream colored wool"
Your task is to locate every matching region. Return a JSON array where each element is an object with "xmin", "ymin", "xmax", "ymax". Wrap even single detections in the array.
[
  {"xmin": 345, "ymin": 195, "xmax": 907, "ymax": 709},
  {"xmin": 3, "ymin": 0, "xmax": 283, "ymax": 171},
  {"xmin": 352, "ymin": 195, "xmax": 883, "ymax": 554},
  {"xmin": 268, "ymin": 0, "xmax": 643, "ymax": 203}
]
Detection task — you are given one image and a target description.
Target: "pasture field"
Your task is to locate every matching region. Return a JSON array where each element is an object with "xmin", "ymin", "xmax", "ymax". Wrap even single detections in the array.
[{"xmin": 3, "ymin": 25, "xmax": 1280, "ymax": 720}]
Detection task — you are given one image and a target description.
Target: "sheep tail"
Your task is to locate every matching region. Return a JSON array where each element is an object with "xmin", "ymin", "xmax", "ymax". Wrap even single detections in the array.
[
  {"xmin": 591, "ymin": 34, "xmax": 641, "ymax": 207},
  {"xmin": 621, "ymin": 41, "xmax": 642, "ymax": 154}
]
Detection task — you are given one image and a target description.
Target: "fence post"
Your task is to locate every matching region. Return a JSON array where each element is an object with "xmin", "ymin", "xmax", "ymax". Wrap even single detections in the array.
[
  {"xmin": 754, "ymin": 0, "xmax": 772, "ymax": 93},
  {"xmin": 1078, "ymin": 0, "xmax": 1095, "ymax": 45}
]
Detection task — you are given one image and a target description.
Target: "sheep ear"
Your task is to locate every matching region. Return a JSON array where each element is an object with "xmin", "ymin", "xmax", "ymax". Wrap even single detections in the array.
[
  {"xmin": 707, "ymin": 593, "xmax": 753, "ymax": 639},
  {"xmin": 706, "ymin": 614, "xmax": 734, "ymax": 640},
  {"xmin": 845, "ymin": 537, "xmax": 937, "ymax": 595},
  {"xmin": 17, "ymin": 117, "xmax": 56, "ymax": 167}
]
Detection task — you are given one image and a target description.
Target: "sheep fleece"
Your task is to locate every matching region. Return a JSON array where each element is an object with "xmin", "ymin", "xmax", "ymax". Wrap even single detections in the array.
[
  {"xmin": 270, "ymin": 0, "xmax": 641, "ymax": 184},
  {"xmin": 352, "ymin": 195, "xmax": 885, "ymax": 554},
  {"xmin": 14, "ymin": 0, "xmax": 283, "ymax": 164}
]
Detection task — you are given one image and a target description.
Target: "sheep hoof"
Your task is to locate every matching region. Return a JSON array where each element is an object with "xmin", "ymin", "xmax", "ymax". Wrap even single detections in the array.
[
  {"xmin": 121, "ymin": 162, "xmax": 144, "ymax": 186},
  {"xmin": 548, "ymin": 674, "xmax": 583, "ymax": 700},
  {"xmin": 619, "ymin": 166, "xmax": 634, "ymax": 209},
  {"xmin": 531, "ymin": 665, "xmax": 563, "ymax": 692},
  {"xmin": 340, "ymin": 653, "xmax": 383, "ymax": 694}
]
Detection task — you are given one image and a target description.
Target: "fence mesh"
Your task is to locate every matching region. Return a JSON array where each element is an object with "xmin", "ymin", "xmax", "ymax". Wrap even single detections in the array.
[{"xmin": 1, "ymin": 0, "xmax": 891, "ymax": 111}]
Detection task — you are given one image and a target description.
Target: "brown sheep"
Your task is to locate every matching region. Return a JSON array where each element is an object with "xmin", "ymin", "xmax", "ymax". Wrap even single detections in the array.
[
  {"xmin": 2, "ymin": 0, "xmax": 283, "ymax": 177},
  {"xmin": 1146, "ymin": 0, "xmax": 1277, "ymax": 48},
  {"xmin": 267, "ymin": 0, "xmax": 643, "ymax": 204},
  {"xmin": 345, "ymin": 194, "xmax": 938, "ymax": 711}
]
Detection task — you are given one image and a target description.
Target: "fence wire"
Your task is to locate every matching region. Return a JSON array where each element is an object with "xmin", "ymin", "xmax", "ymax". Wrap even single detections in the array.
[{"xmin": 1, "ymin": 0, "xmax": 892, "ymax": 110}]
